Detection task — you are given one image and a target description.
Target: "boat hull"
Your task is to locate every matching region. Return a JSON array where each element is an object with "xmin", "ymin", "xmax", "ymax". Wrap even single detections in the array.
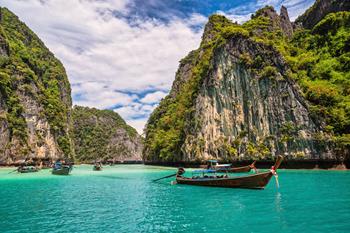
[
  {"xmin": 93, "ymin": 166, "xmax": 102, "ymax": 171},
  {"xmin": 176, "ymin": 172, "xmax": 273, "ymax": 189},
  {"xmin": 18, "ymin": 168, "xmax": 39, "ymax": 173},
  {"xmin": 52, "ymin": 166, "xmax": 72, "ymax": 175}
]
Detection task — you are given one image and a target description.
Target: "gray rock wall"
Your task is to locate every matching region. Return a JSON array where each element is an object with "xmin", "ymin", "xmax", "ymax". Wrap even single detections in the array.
[{"xmin": 182, "ymin": 36, "xmax": 333, "ymax": 161}]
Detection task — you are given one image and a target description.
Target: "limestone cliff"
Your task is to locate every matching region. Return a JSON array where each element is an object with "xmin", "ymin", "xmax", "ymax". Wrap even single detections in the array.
[
  {"xmin": 295, "ymin": 0, "xmax": 350, "ymax": 29},
  {"xmin": 144, "ymin": 5, "xmax": 349, "ymax": 162},
  {"xmin": 72, "ymin": 106, "xmax": 143, "ymax": 162},
  {"xmin": 0, "ymin": 8, "xmax": 74, "ymax": 164}
]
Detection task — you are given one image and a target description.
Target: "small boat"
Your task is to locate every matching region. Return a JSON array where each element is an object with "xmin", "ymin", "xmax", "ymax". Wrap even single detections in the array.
[
  {"xmin": 175, "ymin": 156, "xmax": 283, "ymax": 189},
  {"xmin": 17, "ymin": 166, "xmax": 39, "ymax": 173},
  {"xmin": 93, "ymin": 162, "xmax": 102, "ymax": 171},
  {"xmin": 52, "ymin": 161, "xmax": 72, "ymax": 175},
  {"xmin": 214, "ymin": 161, "xmax": 257, "ymax": 173}
]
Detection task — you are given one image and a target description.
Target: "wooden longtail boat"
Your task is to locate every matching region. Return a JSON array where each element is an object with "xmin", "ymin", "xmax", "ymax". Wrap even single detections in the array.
[
  {"xmin": 215, "ymin": 161, "xmax": 257, "ymax": 173},
  {"xmin": 52, "ymin": 165, "xmax": 72, "ymax": 175},
  {"xmin": 17, "ymin": 166, "xmax": 39, "ymax": 173},
  {"xmin": 176, "ymin": 156, "xmax": 283, "ymax": 189}
]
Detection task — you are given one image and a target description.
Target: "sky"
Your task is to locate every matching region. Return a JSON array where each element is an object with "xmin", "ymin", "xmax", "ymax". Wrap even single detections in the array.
[{"xmin": 0, "ymin": 0, "xmax": 315, "ymax": 134}]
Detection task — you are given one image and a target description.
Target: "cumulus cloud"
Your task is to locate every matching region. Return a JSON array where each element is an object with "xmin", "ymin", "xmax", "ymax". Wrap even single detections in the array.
[
  {"xmin": 113, "ymin": 102, "xmax": 157, "ymax": 133},
  {"xmin": 72, "ymin": 81, "xmax": 137, "ymax": 109},
  {"xmin": 140, "ymin": 91, "xmax": 167, "ymax": 104}
]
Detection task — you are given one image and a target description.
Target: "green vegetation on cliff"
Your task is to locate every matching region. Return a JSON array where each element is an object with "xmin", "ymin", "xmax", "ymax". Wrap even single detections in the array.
[
  {"xmin": 144, "ymin": 15, "xmax": 249, "ymax": 161},
  {"xmin": 144, "ymin": 5, "xmax": 350, "ymax": 161},
  {"xmin": 291, "ymin": 12, "xmax": 350, "ymax": 135},
  {"xmin": 242, "ymin": 9, "xmax": 350, "ymax": 138},
  {"xmin": 72, "ymin": 106, "xmax": 141, "ymax": 162},
  {"xmin": 0, "ymin": 8, "xmax": 73, "ymax": 158}
]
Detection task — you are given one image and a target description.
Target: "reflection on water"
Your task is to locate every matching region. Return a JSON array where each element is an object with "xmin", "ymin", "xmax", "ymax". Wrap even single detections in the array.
[{"xmin": 275, "ymin": 192, "xmax": 282, "ymax": 212}]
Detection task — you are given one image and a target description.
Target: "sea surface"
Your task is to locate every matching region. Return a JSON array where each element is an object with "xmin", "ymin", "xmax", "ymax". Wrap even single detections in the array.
[{"xmin": 1, "ymin": 165, "xmax": 349, "ymax": 233}]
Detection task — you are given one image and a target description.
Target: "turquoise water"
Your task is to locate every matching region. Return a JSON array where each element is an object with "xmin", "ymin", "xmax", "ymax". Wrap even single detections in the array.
[{"xmin": 1, "ymin": 165, "xmax": 350, "ymax": 233}]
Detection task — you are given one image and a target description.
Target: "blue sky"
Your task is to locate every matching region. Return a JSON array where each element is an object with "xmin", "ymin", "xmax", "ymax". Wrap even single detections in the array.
[{"xmin": 0, "ymin": 0, "xmax": 315, "ymax": 133}]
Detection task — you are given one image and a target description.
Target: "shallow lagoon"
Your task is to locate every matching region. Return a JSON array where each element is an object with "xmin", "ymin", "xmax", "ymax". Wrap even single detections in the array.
[{"xmin": 1, "ymin": 165, "xmax": 349, "ymax": 233}]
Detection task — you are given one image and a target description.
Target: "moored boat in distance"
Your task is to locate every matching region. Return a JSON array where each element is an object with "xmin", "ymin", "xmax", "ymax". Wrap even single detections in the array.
[
  {"xmin": 52, "ymin": 160, "xmax": 73, "ymax": 175},
  {"xmin": 175, "ymin": 156, "xmax": 283, "ymax": 189},
  {"xmin": 17, "ymin": 166, "xmax": 39, "ymax": 173},
  {"xmin": 93, "ymin": 162, "xmax": 102, "ymax": 171}
]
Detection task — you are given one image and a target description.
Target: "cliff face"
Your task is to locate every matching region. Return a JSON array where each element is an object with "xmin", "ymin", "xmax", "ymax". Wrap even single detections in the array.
[
  {"xmin": 144, "ymin": 5, "xmax": 349, "ymax": 162},
  {"xmin": 183, "ymin": 36, "xmax": 330, "ymax": 161},
  {"xmin": 72, "ymin": 106, "xmax": 143, "ymax": 162},
  {"xmin": 295, "ymin": 0, "xmax": 350, "ymax": 29},
  {"xmin": 0, "ymin": 8, "xmax": 74, "ymax": 164}
]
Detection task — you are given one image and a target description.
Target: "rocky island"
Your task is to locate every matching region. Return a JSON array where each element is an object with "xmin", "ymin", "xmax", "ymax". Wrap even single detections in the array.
[{"xmin": 143, "ymin": 0, "xmax": 350, "ymax": 168}]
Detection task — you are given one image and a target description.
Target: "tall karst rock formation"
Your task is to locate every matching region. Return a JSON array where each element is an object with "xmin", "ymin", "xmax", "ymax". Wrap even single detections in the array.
[
  {"xmin": 0, "ymin": 8, "xmax": 74, "ymax": 164},
  {"xmin": 144, "ymin": 2, "xmax": 350, "ymax": 163}
]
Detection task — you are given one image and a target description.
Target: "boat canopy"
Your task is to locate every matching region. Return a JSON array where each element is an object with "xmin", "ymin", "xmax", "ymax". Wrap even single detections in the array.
[
  {"xmin": 215, "ymin": 164, "xmax": 232, "ymax": 167},
  {"xmin": 192, "ymin": 169, "xmax": 216, "ymax": 173},
  {"xmin": 207, "ymin": 160, "xmax": 218, "ymax": 163}
]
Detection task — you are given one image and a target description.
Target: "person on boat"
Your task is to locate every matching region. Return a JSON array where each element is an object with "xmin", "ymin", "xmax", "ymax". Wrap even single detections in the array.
[{"xmin": 54, "ymin": 160, "xmax": 62, "ymax": 169}]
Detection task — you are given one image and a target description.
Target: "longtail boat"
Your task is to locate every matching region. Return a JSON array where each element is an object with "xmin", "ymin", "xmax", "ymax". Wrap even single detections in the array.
[
  {"xmin": 17, "ymin": 166, "xmax": 39, "ymax": 173},
  {"xmin": 175, "ymin": 156, "xmax": 283, "ymax": 189},
  {"xmin": 52, "ymin": 161, "xmax": 72, "ymax": 175}
]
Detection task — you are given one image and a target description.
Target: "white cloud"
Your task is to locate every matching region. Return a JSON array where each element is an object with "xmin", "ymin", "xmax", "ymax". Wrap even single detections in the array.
[
  {"xmin": 72, "ymin": 81, "xmax": 137, "ymax": 109},
  {"xmin": 114, "ymin": 102, "xmax": 157, "ymax": 119},
  {"xmin": 140, "ymin": 91, "xmax": 167, "ymax": 104},
  {"xmin": 113, "ymin": 102, "xmax": 157, "ymax": 134}
]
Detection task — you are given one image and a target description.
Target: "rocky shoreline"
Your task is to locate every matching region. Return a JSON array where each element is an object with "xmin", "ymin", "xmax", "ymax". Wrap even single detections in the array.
[
  {"xmin": 145, "ymin": 159, "xmax": 349, "ymax": 170},
  {"xmin": 1, "ymin": 159, "xmax": 348, "ymax": 169}
]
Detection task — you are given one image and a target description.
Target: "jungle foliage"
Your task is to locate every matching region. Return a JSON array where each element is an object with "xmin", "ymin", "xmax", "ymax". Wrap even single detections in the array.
[{"xmin": 72, "ymin": 106, "xmax": 139, "ymax": 162}]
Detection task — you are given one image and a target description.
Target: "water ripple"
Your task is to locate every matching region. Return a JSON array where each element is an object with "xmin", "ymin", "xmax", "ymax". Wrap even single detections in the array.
[{"xmin": 0, "ymin": 166, "xmax": 349, "ymax": 233}]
